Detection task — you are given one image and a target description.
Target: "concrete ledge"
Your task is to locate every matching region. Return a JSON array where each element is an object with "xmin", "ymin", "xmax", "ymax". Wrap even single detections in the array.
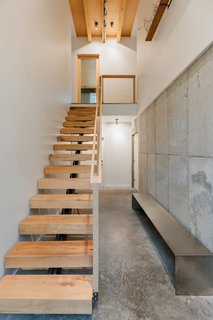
[{"xmin": 132, "ymin": 192, "xmax": 213, "ymax": 295}]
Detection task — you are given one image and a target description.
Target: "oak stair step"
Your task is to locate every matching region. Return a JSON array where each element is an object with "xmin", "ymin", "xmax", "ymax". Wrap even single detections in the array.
[
  {"xmin": 61, "ymin": 128, "xmax": 94, "ymax": 134},
  {"xmin": 44, "ymin": 165, "xmax": 91, "ymax": 174},
  {"xmin": 30, "ymin": 194, "xmax": 93, "ymax": 209},
  {"xmin": 5, "ymin": 240, "xmax": 93, "ymax": 269},
  {"xmin": 63, "ymin": 121, "xmax": 95, "ymax": 128},
  {"xmin": 57, "ymin": 135, "xmax": 94, "ymax": 142},
  {"xmin": 66, "ymin": 115, "xmax": 95, "ymax": 121},
  {"xmin": 0, "ymin": 275, "xmax": 92, "ymax": 314},
  {"xmin": 70, "ymin": 106, "xmax": 96, "ymax": 111},
  {"xmin": 38, "ymin": 178, "xmax": 90, "ymax": 190},
  {"xmin": 53, "ymin": 144, "xmax": 93, "ymax": 151},
  {"xmin": 49, "ymin": 154, "xmax": 93, "ymax": 162},
  {"xmin": 19, "ymin": 214, "xmax": 93, "ymax": 235}
]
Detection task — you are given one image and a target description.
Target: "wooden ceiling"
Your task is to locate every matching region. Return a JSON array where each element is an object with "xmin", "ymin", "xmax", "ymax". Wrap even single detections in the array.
[{"xmin": 69, "ymin": 0, "xmax": 139, "ymax": 42}]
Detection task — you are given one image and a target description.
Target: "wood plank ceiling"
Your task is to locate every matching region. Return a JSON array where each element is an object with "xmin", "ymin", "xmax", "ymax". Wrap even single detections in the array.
[{"xmin": 69, "ymin": 0, "xmax": 139, "ymax": 42}]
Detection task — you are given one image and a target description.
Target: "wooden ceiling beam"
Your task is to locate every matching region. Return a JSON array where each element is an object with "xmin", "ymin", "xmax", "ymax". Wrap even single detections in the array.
[
  {"xmin": 102, "ymin": 0, "xmax": 106, "ymax": 43},
  {"xmin": 83, "ymin": 0, "xmax": 92, "ymax": 42},
  {"xmin": 145, "ymin": 0, "xmax": 171, "ymax": 41},
  {"xmin": 117, "ymin": 0, "xmax": 127, "ymax": 42}
]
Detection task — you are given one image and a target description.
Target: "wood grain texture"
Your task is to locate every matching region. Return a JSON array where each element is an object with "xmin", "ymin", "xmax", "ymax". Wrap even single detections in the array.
[
  {"xmin": 83, "ymin": 0, "xmax": 92, "ymax": 42},
  {"xmin": 0, "ymin": 274, "xmax": 92, "ymax": 314},
  {"xmin": 122, "ymin": 0, "xmax": 139, "ymax": 36},
  {"xmin": 19, "ymin": 214, "xmax": 93, "ymax": 235},
  {"xmin": 60, "ymin": 128, "xmax": 94, "ymax": 134},
  {"xmin": 63, "ymin": 121, "xmax": 95, "ymax": 127},
  {"xmin": 57, "ymin": 135, "xmax": 94, "ymax": 142},
  {"xmin": 44, "ymin": 165, "xmax": 91, "ymax": 174},
  {"xmin": 5, "ymin": 240, "xmax": 93, "ymax": 269},
  {"xmin": 53, "ymin": 144, "xmax": 93, "ymax": 151},
  {"xmin": 38, "ymin": 178, "xmax": 90, "ymax": 190},
  {"xmin": 30, "ymin": 194, "xmax": 93, "ymax": 209},
  {"xmin": 117, "ymin": 0, "xmax": 126, "ymax": 42},
  {"xmin": 69, "ymin": 0, "xmax": 87, "ymax": 37},
  {"xmin": 66, "ymin": 115, "xmax": 96, "ymax": 121},
  {"xmin": 49, "ymin": 154, "xmax": 93, "ymax": 162},
  {"xmin": 145, "ymin": 0, "xmax": 170, "ymax": 41}
]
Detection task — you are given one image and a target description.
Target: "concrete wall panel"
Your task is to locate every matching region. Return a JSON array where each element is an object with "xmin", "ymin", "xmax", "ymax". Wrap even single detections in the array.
[
  {"xmin": 189, "ymin": 157, "xmax": 213, "ymax": 252},
  {"xmin": 147, "ymin": 103, "xmax": 156, "ymax": 154},
  {"xmin": 188, "ymin": 46, "xmax": 213, "ymax": 157},
  {"xmin": 168, "ymin": 73, "xmax": 188, "ymax": 156},
  {"xmin": 156, "ymin": 91, "xmax": 168, "ymax": 154},
  {"xmin": 169, "ymin": 156, "xmax": 189, "ymax": 228},
  {"xmin": 148, "ymin": 154, "xmax": 156, "ymax": 198},
  {"xmin": 156, "ymin": 154, "xmax": 169, "ymax": 209}
]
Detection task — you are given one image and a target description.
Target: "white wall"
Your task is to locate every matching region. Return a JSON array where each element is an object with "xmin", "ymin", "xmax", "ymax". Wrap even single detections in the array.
[
  {"xmin": 136, "ymin": 0, "xmax": 213, "ymax": 111},
  {"xmin": 72, "ymin": 37, "xmax": 137, "ymax": 102},
  {"xmin": 0, "ymin": 0, "xmax": 72, "ymax": 276},
  {"xmin": 103, "ymin": 122, "xmax": 132, "ymax": 187}
]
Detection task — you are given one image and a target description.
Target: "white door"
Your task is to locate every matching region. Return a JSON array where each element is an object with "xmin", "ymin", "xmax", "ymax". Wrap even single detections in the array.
[
  {"xmin": 133, "ymin": 133, "xmax": 139, "ymax": 190},
  {"xmin": 102, "ymin": 122, "xmax": 132, "ymax": 187}
]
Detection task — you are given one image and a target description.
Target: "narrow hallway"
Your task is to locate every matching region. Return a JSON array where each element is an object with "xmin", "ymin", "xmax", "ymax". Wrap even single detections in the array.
[{"xmin": 1, "ymin": 190, "xmax": 213, "ymax": 320}]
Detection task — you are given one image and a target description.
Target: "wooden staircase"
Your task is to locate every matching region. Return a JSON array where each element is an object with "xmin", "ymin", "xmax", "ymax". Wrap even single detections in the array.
[{"xmin": 0, "ymin": 105, "xmax": 101, "ymax": 315}]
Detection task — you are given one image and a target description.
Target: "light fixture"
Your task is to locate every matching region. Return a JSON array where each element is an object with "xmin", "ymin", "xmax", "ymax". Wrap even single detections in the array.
[
  {"xmin": 110, "ymin": 21, "xmax": 114, "ymax": 29},
  {"xmin": 115, "ymin": 118, "xmax": 119, "ymax": 125},
  {"xmin": 94, "ymin": 21, "xmax": 98, "ymax": 30}
]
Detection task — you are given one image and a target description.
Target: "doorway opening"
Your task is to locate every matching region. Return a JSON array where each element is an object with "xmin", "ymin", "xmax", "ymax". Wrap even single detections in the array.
[{"xmin": 77, "ymin": 54, "xmax": 100, "ymax": 104}]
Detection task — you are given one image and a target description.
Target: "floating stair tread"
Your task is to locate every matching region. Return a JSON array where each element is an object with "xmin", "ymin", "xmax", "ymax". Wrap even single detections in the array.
[
  {"xmin": 5, "ymin": 240, "xmax": 93, "ymax": 269},
  {"xmin": 19, "ymin": 214, "xmax": 93, "ymax": 235},
  {"xmin": 38, "ymin": 178, "xmax": 90, "ymax": 189},
  {"xmin": 57, "ymin": 136, "xmax": 94, "ymax": 142},
  {"xmin": 61, "ymin": 128, "xmax": 94, "ymax": 134},
  {"xmin": 70, "ymin": 106, "xmax": 96, "ymax": 111},
  {"xmin": 53, "ymin": 144, "xmax": 93, "ymax": 151},
  {"xmin": 63, "ymin": 121, "xmax": 95, "ymax": 127},
  {"xmin": 49, "ymin": 154, "xmax": 93, "ymax": 162},
  {"xmin": 0, "ymin": 275, "xmax": 92, "ymax": 314},
  {"xmin": 44, "ymin": 165, "xmax": 91, "ymax": 174},
  {"xmin": 30, "ymin": 194, "xmax": 93, "ymax": 209},
  {"xmin": 66, "ymin": 115, "xmax": 95, "ymax": 121}
]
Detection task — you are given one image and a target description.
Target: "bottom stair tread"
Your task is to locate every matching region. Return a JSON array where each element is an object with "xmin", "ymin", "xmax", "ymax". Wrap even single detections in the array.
[{"xmin": 0, "ymin": 275, "xmax": 92, "ymax": 314}]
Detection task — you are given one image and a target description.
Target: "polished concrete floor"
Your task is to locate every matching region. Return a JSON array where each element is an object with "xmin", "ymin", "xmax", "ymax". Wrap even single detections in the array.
[{"xmin": 1, "ymin": 189, "xmax": 213, "ymax": 320}]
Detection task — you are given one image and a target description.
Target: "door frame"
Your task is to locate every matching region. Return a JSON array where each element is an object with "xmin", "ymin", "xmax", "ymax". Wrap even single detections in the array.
[{"xmin": 77, "ymin": 54, "xmax": 100, "ymax": 103}]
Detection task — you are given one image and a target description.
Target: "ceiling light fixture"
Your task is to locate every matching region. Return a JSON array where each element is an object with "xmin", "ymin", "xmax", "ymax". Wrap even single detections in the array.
[
  {"xmin": 94, "ymin": 21, "xmax": 98, "ymax": 30},
  {"xmin": 110, "ymin": 21, "xmax": 114, "ymax": 29}
]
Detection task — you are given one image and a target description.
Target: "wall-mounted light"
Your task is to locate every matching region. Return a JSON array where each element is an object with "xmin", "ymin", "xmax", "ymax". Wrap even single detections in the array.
[
  {"xmin": 94, "ymin": 21, "xmax": 98, "ymax": 30},
  {"xmin": 110, "ymin": 21, "xmax": 114, "ymax": 29},
  {"xmin": 115, "ymin": 118, "xmax": 119, "ymax": 125}
]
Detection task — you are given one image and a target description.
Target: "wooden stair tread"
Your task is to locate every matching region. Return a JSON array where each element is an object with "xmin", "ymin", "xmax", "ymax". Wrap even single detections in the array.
[
  {"xmin": 44, "ymin": 165, "xmax": 91, "ymax": 174},
  {"xmin": 61, "ymin": 128, "xmax": 94, "ymax": 134},
  {"xmin": 0, "ymin": 275, "xmax": 92, "ymax": 314},
  {"xmin": 70, "ymin": 106, "xmax": 96, "ymax": 110},
  {"xmin": 63, "ymin": 121, "xmax": 95, "ymax": 127},
  {"xmin": 57, "ymin": 135, "xmax": 94, "ymax": 142},
  {"xmin": 66, "ymin": 115, "xmax": 95, "ymax": 121},
  {"xmin": 49, "ymin": 154, "xmax": 92, "ymax": 162},
  {"xmin": 53, "ymin": 144, "xmax": 93, "ymax": 151},
  {"xmin": 19, "ymin": 214, "xmax": 93, "ymax": 235},
  {"xmin": 38, "ymin": 178, "xmax": 90, "ymax": 189},
  {"xmin": 30, "ymin": 193, "xmax": 93, "ymax": 209},
  {"xmin": 5, "ymin": 240, "xmax": 93, "ymax": 268}
]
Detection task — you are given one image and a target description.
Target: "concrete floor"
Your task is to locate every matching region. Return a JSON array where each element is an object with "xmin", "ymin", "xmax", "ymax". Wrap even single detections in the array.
[{"xmin": 1, "ymin": 189, "xmax": 213, "ymax": 320}]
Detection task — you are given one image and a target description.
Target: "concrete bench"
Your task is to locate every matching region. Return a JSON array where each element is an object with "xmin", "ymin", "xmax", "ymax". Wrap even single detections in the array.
[{"xmin": 132, "ymin": 192, "xmax": 213, "ymax": 295}]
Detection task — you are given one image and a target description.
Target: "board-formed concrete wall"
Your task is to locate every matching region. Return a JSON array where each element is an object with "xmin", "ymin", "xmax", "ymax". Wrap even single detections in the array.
[{"xmin": 135, "ymin": 44, "xmax": 213, "ymax": 252}]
